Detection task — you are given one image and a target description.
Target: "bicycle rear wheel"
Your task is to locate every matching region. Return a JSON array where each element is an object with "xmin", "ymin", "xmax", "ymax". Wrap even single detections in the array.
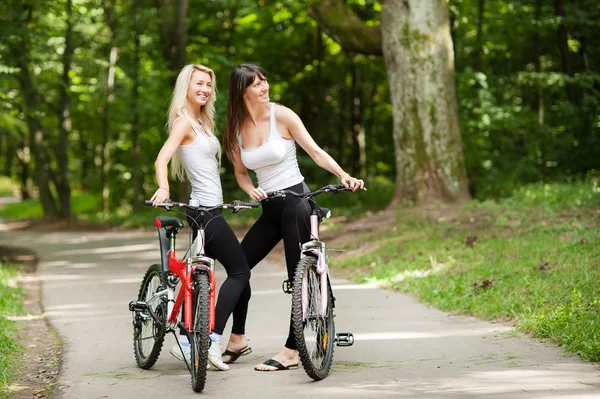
[
  {"xmin": 189, "ymin": 269, "xmax": 210, "ymax": 392},
  {"xmin": 133, "ymin": 264, "xmax": 167, "ymax": 369},
  {"xmin": 292, "ymin": 256, "xmax": 335, "ymax": 380}
]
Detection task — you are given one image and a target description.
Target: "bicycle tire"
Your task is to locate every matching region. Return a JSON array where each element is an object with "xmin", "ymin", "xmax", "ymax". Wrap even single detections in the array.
[
  {"xmin": 292, "ymin": 256, "xmax": 335, "ymax": 380},
  {"xmin": 190, "ymin": 270, "xmax": 210, "ymax": 392},
  {"xmin": 133, "ymin": 264, "xmax": 167, "ymax": 369}
]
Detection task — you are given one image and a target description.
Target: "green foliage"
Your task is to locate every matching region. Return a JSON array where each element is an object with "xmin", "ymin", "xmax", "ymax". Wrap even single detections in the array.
[
  {"xmin": 334, "ymin": 180, "xmax": 600, "ymax": 361},
  {"xmin": 453, "ymin": 0, "xmax": 600, "ymax": 198},
  {"xmin": 0, "ymin": 177, "xmax": 17, "ymax": 197},
  {"xmin": 0, "ymin": 263, "xmax": 24, "ymax": 390},
  {"xmin": 0, "ymin": 0, "xmax": 599, "ymax": 217}
]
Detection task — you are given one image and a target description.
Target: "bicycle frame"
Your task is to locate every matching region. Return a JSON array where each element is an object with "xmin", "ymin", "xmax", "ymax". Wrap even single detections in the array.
[{"xmin": 156, "ymin": 218, "xmax": 217, "ymax": 335}]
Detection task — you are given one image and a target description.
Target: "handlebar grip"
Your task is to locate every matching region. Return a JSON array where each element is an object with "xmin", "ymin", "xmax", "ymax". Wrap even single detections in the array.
[
  {"xmin": 232, "ymin": 200, "xmax": 259, "ymax": 208},
  {"xmin": 144, "ymin": 200, "xmax": 154, "ymax": 206}
]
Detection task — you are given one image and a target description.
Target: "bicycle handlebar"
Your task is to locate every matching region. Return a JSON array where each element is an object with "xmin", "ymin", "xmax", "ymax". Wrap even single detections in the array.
[
  {"xmin": 265, "ymin": 184, "xmax": 352, "ymax": 200},
  {"xmin": 144, "ymin": 199, "xmax": 259, "ymax": 212}
]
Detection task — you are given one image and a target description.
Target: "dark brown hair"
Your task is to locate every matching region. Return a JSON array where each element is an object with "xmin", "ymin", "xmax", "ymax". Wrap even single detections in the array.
[{"xmin": 224, "ymin": 63, "xmax": 268, "ymax": 161}]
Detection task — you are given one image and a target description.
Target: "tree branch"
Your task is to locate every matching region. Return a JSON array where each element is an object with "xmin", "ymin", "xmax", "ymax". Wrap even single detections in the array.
[{"xmin": 308, "ymin": 0, "xmax": 382, "ymax": 56}]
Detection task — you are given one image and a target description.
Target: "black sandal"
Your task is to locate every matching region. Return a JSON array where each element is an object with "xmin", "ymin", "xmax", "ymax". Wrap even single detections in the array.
[
  {"xmin": 254, "ymin": 358, "xmax": 299, "ymax": 371},
  {"xmin": 222, "ymin": 346, "xmax": 252, "ymax": 364}
]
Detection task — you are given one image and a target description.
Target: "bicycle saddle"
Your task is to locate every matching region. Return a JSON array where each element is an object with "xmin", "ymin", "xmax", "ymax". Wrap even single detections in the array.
[{"xmin": 155, "ymin": 216, "xmax": 184, "ymax": 229}]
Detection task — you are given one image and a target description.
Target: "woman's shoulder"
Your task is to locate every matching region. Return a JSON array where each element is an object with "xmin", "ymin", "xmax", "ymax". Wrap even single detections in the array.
[
  {"xmin": 172, "ymin": 116, "xmax": 193, "ymax": 130},
  {"xmin": 273, "ymin": 103, "xmax": 299, "ymax": 123},
  {"xmin": 170, "ymin": 116, "xmax": 195, "ymax": 142}
]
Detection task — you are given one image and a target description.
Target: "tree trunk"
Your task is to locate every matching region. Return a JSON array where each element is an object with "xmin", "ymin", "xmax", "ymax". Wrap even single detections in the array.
[
  {"xmin": 131, "ymin": 0, "xmax": 143, "ymax": 211},
  {"xmin": 79, "ymin": 130, "xmax": 90, "ymax": 191},
  {"xmin": 157, "ymin": 0, "xmax": 189, "ymax": 200},
  {"xmin": 101, "ymin": 0, "xmax": 119, "ymax": 213},
  {"xmin": 350, "ymin": 61, "xmax": 365, "ymax": 177},
  {"xmin": 474, "ymin": 0, "xmax": 485, "ymax": 71},
  {"xmin": 157, "ymin": 0, "xmax": 189, "ymax": 78},
  {"xmin": 11, "ymin": 6, "xmax": 57, "ymax": 215},
  {"xmin": 553, "ymin": 0, "xmax": 580, "ymax": 104},
  {"xmin": 1, "ymin": 132, "xmax": 12, "ymax": 177},
  {"xmin": 57, "ymin": 0, "xmax": 74, "ymax": 218},
  {"xmin": 381, "ymin": 0, "xmax": 469, "ymax": 204},
  {"xmin": 534, "ymin": 0, "xmax": 544, "ymax": 125}
]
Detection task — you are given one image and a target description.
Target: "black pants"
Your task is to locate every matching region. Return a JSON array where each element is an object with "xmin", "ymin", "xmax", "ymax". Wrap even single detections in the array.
[
  {"xmin": 184, "ymin": 208, "xmax": 251, "ymax": 335},
  {"xmin": 231, "ymin": 182, "xmax": 311, "ymax": 349}
]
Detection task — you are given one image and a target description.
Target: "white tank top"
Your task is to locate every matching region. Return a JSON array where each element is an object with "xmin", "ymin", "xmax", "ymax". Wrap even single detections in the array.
[
  {"xmin": 177, "ymin": 117, "xmax": 223, "ymax": 206},
  {"xmin": 238, "ymin": 103, "xmax": 304, "ymax": 192}
]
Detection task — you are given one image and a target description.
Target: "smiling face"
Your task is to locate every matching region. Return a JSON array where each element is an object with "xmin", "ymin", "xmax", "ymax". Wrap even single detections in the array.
[
  {"xmin": 187, "ymin": 69, "xmax": 213, "ymax": 108},
  {"xmin": 244, "ymin": 74, "xmax": 270, "ymax": 105}
]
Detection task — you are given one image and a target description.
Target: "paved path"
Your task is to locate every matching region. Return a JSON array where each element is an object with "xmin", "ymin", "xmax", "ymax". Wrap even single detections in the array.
[{"xmin": 1, "ymin": 227, "xmax": 599, "ymax": 399}]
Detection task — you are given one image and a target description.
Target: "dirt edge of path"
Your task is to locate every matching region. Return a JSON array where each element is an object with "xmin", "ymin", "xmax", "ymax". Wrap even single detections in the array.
[{"xmin": 1, "ymin": 246, "xmax": 62, "ymax": 399}]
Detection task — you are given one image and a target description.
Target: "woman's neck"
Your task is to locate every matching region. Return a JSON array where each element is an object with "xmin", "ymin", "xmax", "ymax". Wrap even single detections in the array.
[
  {"xmin": 244, "ymin": 101, "xmax": 269, "ymax": 126},
  {"xmin": 185, "ymin": 103, "xmax": 201, "ymax": 121}
]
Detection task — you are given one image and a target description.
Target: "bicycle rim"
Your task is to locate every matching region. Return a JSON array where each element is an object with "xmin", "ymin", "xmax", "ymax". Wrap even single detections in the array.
[
  {"xmin": 190, "ymin": 271, "xmax": 210, "ymax": 392},
  {"xmin": 292, "ymin": 256, "xmax": 335, "ymax": 380},
  {"xmin": 133, "ymin": 264, "xmax": 167, "ymax": 369}
]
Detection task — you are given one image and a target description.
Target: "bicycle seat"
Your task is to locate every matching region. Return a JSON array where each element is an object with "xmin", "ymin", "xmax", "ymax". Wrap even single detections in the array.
[{"xmin": 155, "ymin": 216, "xmax": 184, "ymax": 229}]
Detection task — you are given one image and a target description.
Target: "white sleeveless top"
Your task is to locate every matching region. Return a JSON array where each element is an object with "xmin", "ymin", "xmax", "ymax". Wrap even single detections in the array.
[
  {"xmin": 238, "ymin": 103, "xmax": 304, "ymax": 192},
  {"xmin": 177, "ymin": 117, "xmax": 223, "ymax": 206}
]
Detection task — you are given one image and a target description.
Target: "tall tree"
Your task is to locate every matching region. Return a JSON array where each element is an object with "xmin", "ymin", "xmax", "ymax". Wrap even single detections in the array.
[
  {"xmin": 101, "ymin": 0, "xmax": 119, "ymax": 213},
  {"xmin": 553, "ymin": 0, "xmax": 580, "ymax": 104},
  {"xmin": 8, "ymin": 3, "xmax": 58, "ymax": 216},
  {"xmin": 309, "ymin": 0, "xmax": 470, "ymax": 204},
  {"xmin": 156, "ymin": 0, "xmax": 189, "ymax": 199},
  {"xmin": 57, "ymin": 0, "xmax": 74, "ymax": 218},
  {"xmin": 130, "ymin": 0, "xmax": 143, "ymax": 211}
]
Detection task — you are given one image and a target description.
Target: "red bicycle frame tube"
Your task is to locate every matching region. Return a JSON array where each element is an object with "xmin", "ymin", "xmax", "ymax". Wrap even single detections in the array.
[{"xmin": 167, "ymin": 250, "xmax": 216, "ymax": 332}]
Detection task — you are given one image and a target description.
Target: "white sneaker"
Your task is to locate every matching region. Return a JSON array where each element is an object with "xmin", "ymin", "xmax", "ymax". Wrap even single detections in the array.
[
  {"xmin": 170, "ymin": 341, "xmax": 190, "ymax": 363},
  {"xmin": 208, "ymin": 340, "xmax": 229, "ymax": 371}
]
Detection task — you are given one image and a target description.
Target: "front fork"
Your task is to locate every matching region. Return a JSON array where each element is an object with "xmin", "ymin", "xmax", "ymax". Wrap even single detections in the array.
[
  {"xmin": 299, "ymin": 240, "xmax": 354, "ymax": 347},
  {"xmin": 300, "ymin": 241, "xmax": 329, "ymax": 321},
  {"xmin": 187, "ymin": 256, "xmax": 216, "ymax": 332}
]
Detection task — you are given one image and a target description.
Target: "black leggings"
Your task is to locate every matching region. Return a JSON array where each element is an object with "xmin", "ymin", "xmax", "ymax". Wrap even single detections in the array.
[
  {"xmin": 231, "ymin": 182, "xmax": 311, "ymax": 349},
  {"xmin": 184, "ymin": 208, "xmax": 251, "ymax": 335}
]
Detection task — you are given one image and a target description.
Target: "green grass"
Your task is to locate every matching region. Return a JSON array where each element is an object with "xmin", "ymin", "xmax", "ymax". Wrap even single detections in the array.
[
  {"xmin": 0, "ymin": 263, "xmax": 25, "ymax": 392},
  {"xmin": 333, "ymin": 179, "xmax": 600, "ymax": 361}
]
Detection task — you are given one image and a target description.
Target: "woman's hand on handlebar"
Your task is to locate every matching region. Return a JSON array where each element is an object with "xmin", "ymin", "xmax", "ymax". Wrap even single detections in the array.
[
  {"xmin": 150, "ymin": 186, "xmax": 170, "ymax": 206},
  {"xmin": 248, "ymin": 186, "xmax": 268, "ymax": 201},
  {"xmin": 340, "ymin": 173, "xmax": 367, "ymax": 192}
]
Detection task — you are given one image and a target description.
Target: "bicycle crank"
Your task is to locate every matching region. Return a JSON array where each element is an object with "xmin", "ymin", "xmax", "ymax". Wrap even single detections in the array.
[{"xmin": 334, "ymin": 332, "xmax": 354, "ymax": 347}]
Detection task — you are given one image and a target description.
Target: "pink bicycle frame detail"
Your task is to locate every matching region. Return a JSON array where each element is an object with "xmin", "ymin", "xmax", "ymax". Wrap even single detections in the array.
[{"xmin": 301, "ymin": 214, "xmax": 329, "ymax": 321}]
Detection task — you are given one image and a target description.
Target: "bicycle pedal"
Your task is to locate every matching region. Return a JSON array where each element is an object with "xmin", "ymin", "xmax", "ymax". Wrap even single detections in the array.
[
  {"xmin": 129, "ymin": 300, "xmax": 148, "ymax": 312},
  {"xmin": 335, "ymin": 332, "xmax": 354, "ymax": 347},
  {"xmin": 282, "ymin": 279, "xmax": 293, "ymax": 294}
]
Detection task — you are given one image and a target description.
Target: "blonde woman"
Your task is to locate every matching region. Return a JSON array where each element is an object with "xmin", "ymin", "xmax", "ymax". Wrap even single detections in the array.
[{"xmin": 150, "ymin": 64, "xmax": 252, "ymax": 371}]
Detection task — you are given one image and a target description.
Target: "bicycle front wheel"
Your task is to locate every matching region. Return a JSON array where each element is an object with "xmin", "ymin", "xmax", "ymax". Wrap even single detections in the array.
[
  {"xmin": 292, "ymin": 256, "xmax": 335, "ymax": 380},
  {"xmin": 133, "ymin": 264, "xmax": 167, "ymax": 369},
  {"xmin": 189, "ymin": 270, "xmax": 210, "ymax": 393}
]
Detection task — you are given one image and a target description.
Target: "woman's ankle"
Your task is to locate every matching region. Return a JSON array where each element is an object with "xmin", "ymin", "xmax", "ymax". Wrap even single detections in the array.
[{"xmin": 228, "ymin": 333, "xmax": 247, "ymax": 345}]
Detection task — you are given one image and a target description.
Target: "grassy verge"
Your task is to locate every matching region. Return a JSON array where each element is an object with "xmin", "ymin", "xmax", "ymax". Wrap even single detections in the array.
[
  {"xmin": 0, "ymin": 179, "xmax": 394, "ymax": 229},
  {"xmin": 0, "ymin": 263, "xmax": 25, "ymax": 393},
  {"xmin": 333, "ymin": 180, "xmax": 600, "ymax": 361}
]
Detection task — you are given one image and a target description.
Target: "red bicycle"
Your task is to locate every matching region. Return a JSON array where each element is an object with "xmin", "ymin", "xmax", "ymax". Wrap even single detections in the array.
[{"xmin": 129, "ymin": 199, "xmax": 257, "ymax": 393}]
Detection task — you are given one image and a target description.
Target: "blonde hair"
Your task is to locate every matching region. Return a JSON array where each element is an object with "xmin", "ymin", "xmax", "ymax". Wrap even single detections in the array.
[{"xmin": 167, "ymin": 64, "xmax": 220, "ymax": 181}]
